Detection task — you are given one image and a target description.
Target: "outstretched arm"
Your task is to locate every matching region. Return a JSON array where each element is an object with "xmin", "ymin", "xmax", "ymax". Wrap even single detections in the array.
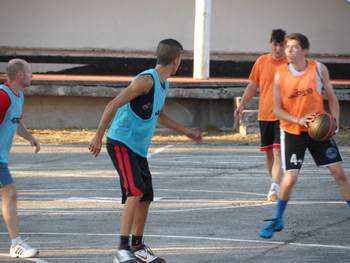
[
  {"xmin": 89, "ymin": 75, "xmax": 154, "ymax": 156},
  {"xmin": 158, "ymin": 110, "xmax": 202, "ymax": 143}
]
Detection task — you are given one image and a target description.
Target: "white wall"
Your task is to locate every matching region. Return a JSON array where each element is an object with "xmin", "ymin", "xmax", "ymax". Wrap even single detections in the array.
[
  {"xmin": 212, "ymin": 0, "xmax": 350, "ymax": 54},
  {"xmin": 0, "ymin": 0, "xmax": 349, "ymax": 54}
]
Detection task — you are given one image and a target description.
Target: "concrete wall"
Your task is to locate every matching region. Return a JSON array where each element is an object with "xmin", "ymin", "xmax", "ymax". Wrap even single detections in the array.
[
  {"xmin": 23, "ymin": 95, "xmax": 350, "ymax": 130},
  {"xmin": 0, "ymin": 0, "xmax": 349, "ymax": 54},
  {"xmin": 23, "ymin": 96, "xmax": 234, "ymax": 129},
  {"xmin": 23, "ymin": 96, "xmax": 109, "ymax": 129}
]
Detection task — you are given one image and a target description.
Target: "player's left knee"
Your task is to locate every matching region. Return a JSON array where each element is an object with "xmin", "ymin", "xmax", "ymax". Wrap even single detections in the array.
[{"xmin": 330, "ymin": 167, "xmax": 347, "ymax": 182}]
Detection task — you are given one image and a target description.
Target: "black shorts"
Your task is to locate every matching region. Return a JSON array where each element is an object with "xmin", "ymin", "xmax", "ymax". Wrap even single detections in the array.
[
  {"xmin": 259, "ymin": 120, "xmax": 280, "ymax": 151},
  {"xmin": 281, "ymin": 131, "xmax": 342, "ymax": 171},
  {"xmin": 107, "ymin": 138, "xmax": 154, "ymax": 204}
]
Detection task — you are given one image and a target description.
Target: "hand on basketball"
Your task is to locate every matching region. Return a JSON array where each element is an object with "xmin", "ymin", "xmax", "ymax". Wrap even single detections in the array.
[
  {"xmin": 186, "ymin": 129, "xmax": 203, "ymax": 143},
  {"xmin": 298, "ymin": 112, "xmax": 317, "ymax": 127},
  {"xmin": 89, "ymin": 136, "xmax": 102, "ymax": 157}
]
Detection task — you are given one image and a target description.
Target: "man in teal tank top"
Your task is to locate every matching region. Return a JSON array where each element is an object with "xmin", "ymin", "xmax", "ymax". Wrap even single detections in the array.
[
  {"xmin": 0, "ymin": 59, "xmax": 40, "ymax": 258},
  {"xmin": 89, "ymin": 39, "xmax": 202, "ymax": 263}
]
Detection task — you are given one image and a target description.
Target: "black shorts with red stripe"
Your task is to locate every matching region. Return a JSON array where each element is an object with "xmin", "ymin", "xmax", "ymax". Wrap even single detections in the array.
[
  {"xmin": 107, "ymin": 138, "xmax": 154, "ymax": 204},
  {"xmin": 259, "ymin": 120, "xmax": 281, "ymax": 151}
]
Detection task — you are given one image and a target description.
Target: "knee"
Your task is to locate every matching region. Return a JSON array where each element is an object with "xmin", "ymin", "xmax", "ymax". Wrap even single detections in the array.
[
  {"xmin": 331, "ymin": 167, "xmax": 347, "ymax": 182},
  {"xmin": 283, "ymin": 173, "xmax": 298, "ymax": 187},
  {"xmin": 2, "ymin": 184, "xmax": 17, "ymax": 202},
  {"xmin": 10, "ymin": 191, "xmax": 17, "ymax": 202}
]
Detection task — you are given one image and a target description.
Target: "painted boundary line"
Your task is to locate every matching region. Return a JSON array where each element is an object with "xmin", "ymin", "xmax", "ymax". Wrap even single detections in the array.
[
  {"xmin": 1, "ymin": 232, "xmax": 350, "ymax": 251},
  {"xmin": 147, "ymin": 145, "xmax": 173, "ymax": 158},
  {"xmin": 0, "ymin": 253, "xmax": 50, "ymax": 263},
  {"xmin": 28, "ymin": 259, "xmax": 50, "ymax": 263}
]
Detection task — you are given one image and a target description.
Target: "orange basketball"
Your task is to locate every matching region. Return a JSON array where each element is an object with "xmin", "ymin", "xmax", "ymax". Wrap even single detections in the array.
[{"xmin": 307, "ymin": 112, "xmax": 336, "ymax": 141}]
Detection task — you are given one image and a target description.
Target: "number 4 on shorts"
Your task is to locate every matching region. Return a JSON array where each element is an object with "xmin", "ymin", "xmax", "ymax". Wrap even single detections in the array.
[{"xmin": 290, "ymin": 154, "xmax": 302, "ymax": 166}]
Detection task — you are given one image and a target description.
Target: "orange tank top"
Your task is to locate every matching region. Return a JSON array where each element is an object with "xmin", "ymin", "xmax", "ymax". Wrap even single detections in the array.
[
  {"xmin": 278, "ymin": 59, "xmax": 324, "ymax": 135},
  {"xmin": 249, "ymin": 54, "xmax": 287, "ymax": 121}
]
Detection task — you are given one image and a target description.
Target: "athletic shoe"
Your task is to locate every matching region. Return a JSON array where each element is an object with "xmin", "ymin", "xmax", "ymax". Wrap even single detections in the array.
[
  {"xmin": 132, "ymin": 244, "xmax": 165, "ymax": 263},
  {"xmin": 259, "ymin": 218, "xmax": 284, "ymax": 239},
  {"xmin": 267, "ymin": 188, "xmax": 278, "ymax": 202},
  {"xmin": 267, "ymin": 184, "xmax": 280, "ymax": 202},
  {"xmin": 9, "ymin": 239, "xmax": 39, "ymax": 258},
  {"xmin": 113, "ymin": 249, "xmax": 141, "ymax": 263}
]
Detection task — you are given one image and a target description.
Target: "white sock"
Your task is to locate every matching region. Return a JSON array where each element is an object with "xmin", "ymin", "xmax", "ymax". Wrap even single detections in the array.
[
  {"xmin": 11, "ymin": 236, "xmax": 23, "ymax": 246},
  {"xmin": 270, "ymin": 182, "xmax": 280, "ymax": 192}
]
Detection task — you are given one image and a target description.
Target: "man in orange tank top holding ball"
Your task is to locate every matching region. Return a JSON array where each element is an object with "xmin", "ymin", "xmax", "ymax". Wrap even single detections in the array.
[{"xmin": 259, "ymin": 33, "xmax": 350, "ymax": 239}]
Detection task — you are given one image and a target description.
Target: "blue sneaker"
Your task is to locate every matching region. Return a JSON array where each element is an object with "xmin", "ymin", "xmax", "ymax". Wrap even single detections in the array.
[{"xmin": 259, "ymin": 218, "xmax": 284, "ymax": 239}]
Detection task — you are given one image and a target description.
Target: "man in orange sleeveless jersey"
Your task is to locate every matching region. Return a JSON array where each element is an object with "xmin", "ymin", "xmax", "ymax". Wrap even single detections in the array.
[
  {"xmin": 235, "ymin": 29, "xmax": 287, "ymax": 202},
  {"xmin": 259, "ymin": 33, "xmax": 350, "ymax": 239}
]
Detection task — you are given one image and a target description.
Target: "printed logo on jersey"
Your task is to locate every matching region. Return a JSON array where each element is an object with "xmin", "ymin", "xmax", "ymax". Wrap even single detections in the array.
[
  {"xmin": 142, "ymin": 102, "xmax": 153, "ymax": 111},
  {"xmin": 288, "ymin": 88, "xmax": 313, "ymax": 99},
  {"xmin": 325, "ymin": 147, "xmax": 338, "ymax": 159}
]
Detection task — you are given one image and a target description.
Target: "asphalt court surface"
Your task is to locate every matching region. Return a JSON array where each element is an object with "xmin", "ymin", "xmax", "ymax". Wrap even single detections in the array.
[{"xmin": 0, "ymin": 143, "xmax": 349, "ymax": 263}]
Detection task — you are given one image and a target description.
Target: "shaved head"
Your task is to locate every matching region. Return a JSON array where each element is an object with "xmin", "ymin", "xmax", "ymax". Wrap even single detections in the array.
[{"xmin": 6, "ymin": 58, "xmax": 31, "ymax": 81}]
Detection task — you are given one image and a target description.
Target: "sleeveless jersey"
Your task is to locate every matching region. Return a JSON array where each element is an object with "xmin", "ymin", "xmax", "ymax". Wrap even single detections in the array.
[
  {"xmin": 278, "ymin": 59, "xmax": 324, "ymax": 135},
  {"xmin": 107, "ymin": 69, "xmax": 169, "ymax": 157},
  {"xmin": 0, "ymin": 84, "xmax": 24, "ymax": 163}
]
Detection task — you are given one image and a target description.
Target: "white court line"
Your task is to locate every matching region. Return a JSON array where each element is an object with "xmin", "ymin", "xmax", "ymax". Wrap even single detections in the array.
[
  {"xmin": 28, "ymin": 259, "xmax": 50, "ymax": 263},
  {"xmin": 54, "ymin": 197, "xmax": 162, "ymax": 202},
  {"xmin": 15, "ymin": 200, "xmax": 346, "ymax": 216},
  {"xmin": 1, "ymin": 232, "xmax": 350, "ymax": 251},
  {"xmin": 0, "ymin": 253, "xmax": 49, "ymax": 263},
  {"xmin": 18, "ymin": 189, "xmax": 264, "ymax": 197},
  {"xmin": 151, "ymin": 154, "xmax": 350, "ymax": 160},
  {"xmin": 16, "ymin": 203, "xmax": 269, "ymax": 215},
  {"xmin": 11, "ymin": 171, "xmax": 345, "ymax": 178},
  {"xmin": 10, "ymin": 145, "xmax": 173, "ymax": 171},
  {"xmin": 157, "ymin": 188, "xmax": 266, "ymax": 196},
  {"xmin": 147, "ymin": 145, "xmax": 173, "ymax": 158}
]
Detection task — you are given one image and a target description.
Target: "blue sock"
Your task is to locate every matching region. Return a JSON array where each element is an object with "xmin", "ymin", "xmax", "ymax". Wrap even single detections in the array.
[
  {"xmin": 347, "ymin": 200, "xmax": 350, "ymax": 207},
  {"xmin": 275, "ymin": 199, "xmax": 288, "ymax": 220}
]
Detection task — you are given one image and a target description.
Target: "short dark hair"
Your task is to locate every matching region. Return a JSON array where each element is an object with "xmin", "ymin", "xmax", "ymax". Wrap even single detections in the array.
[
  {"xmin": 285, "ymin": 33, "xmax": 310, "ymax": 49},
  {"xmin": 270, "ymin": 29, "xmax": 286, "ymax": 43},
  {"xmin": 156, "ymin": 38, "xmax": 183, "ymax": 65}
]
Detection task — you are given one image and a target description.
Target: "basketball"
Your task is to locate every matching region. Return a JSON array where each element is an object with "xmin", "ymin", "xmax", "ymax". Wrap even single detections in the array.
[{"xmin": 307, "ymin": 112, "xmax": 336, "ymax": 141}]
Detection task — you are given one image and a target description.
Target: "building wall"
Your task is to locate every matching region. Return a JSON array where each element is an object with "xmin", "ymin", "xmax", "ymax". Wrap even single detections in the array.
[
  {"xmin": 23, "ymin": 96, "xmax": 235, "ymax": 129},
  {"xmin": 23, "ymin": 95, "xmax": 350, "ymax": 129},
  {"xmin": 0, "ymin": 0, "xmax": 349, "ymax": 54}
]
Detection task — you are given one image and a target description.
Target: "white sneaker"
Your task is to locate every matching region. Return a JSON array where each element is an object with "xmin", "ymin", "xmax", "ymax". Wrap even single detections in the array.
[
  {"xmin": 267, "ymin": 188, "xmax": 278, "ymax": 202},
  {"xmin": 132, "ymin": 244, "xmax": 165, "ymax": 263},
  {"xmin": 9, "ymin": 239, "xmax": 39, "ymax": 258},
  {"xmin": 113, "ymin": 249, "xmax": 140, "ymax": 263},
  {"xmin": 267, "ymin": 183, "xmax": 280, "ymax": 202}
]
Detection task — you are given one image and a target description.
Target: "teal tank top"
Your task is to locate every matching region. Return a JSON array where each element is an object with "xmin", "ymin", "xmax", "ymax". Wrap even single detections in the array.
[
  {"xmin": 107, "ymin": 69, "xmax": 169, "ymax": 157},
  {"xmin": 0, "ymin": 84, "xmax": 24, "ymax": 164}
]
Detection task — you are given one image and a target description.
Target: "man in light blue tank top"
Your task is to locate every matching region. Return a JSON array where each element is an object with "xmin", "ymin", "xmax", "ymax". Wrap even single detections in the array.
[
  {"xmin": 0, "ymin": 59, "xmax": 40, "ymax": 258},
  {"xmin": 89, "ymin": 39, "xmax": 202, "ymax": 263}
]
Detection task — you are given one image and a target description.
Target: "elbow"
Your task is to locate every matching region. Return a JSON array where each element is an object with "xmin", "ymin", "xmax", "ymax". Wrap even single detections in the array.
[{"xmin": 106, "ymin": 100, "xmax": 119, "ymax": 114}]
